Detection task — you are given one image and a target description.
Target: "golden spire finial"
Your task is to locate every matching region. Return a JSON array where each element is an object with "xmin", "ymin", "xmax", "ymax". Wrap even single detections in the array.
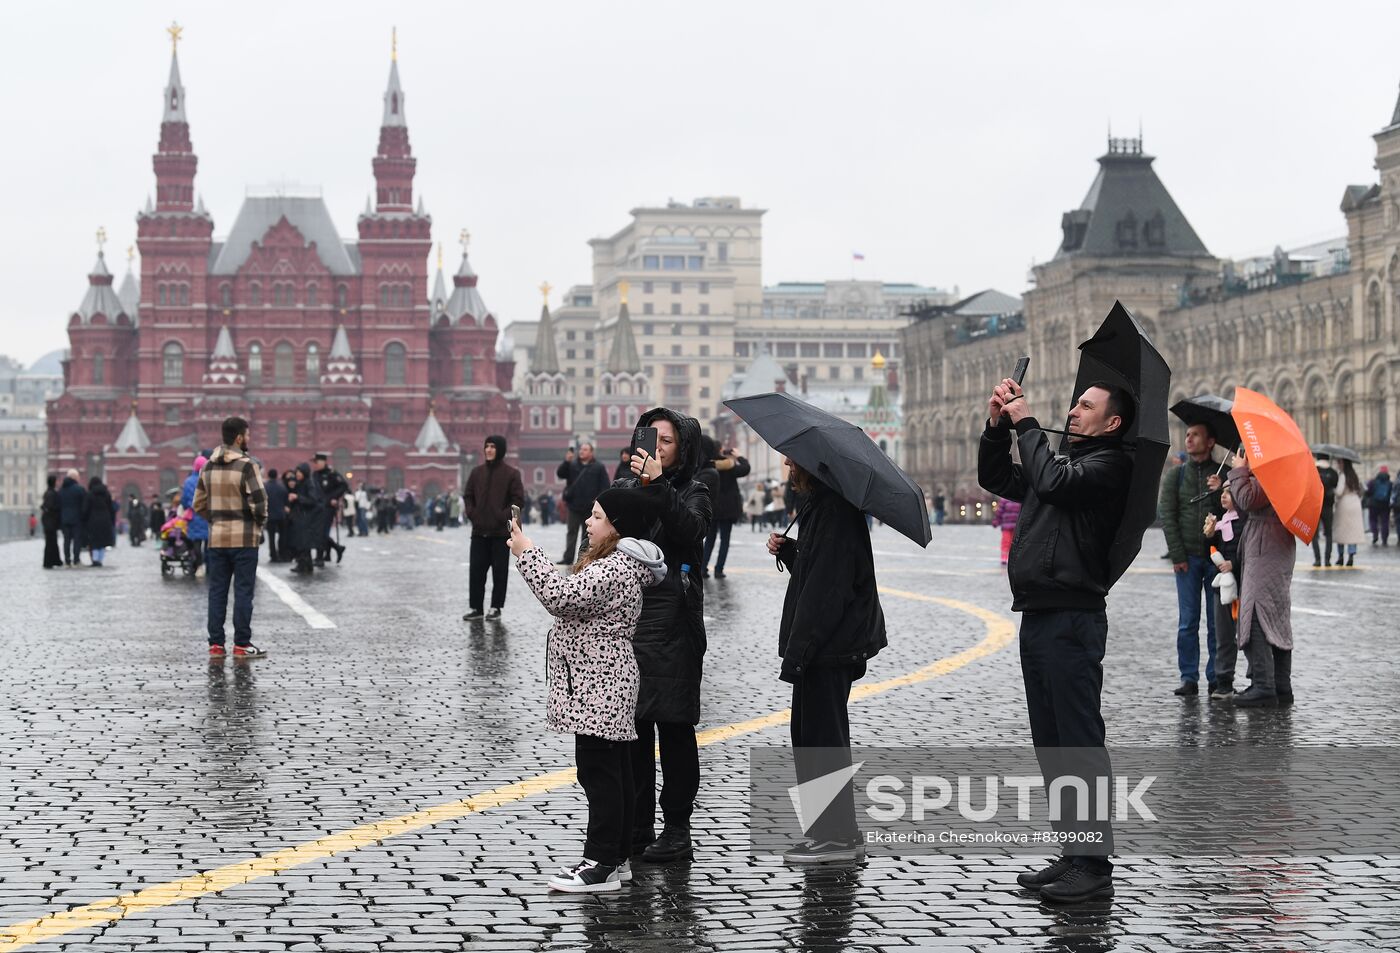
[
  {"xmin": 437, "ymin": 242, "xmax": 443, "ymax": 270},
  {"xmin": 126, "ymin": 244, "xmax": 135, "ymax": 264},
  {"xmin": 96, "ymin": 226, "xmax": 107, "ymax": 252},
  {"xmin": 540, "ymin": 281, "xmax": 553, "ymax": 303},
  {"xmin": 618, "ymin": 280, "xmax": 629, "ymax": 304},
  {"xmin": 459, "ymin": 228, "xmax": 471, "ymax": 251},
  {"xmin": 872, "ymin": 349, "xmax": 887, "ymax": 370},
  {"xmin": 391, "ymin": 26, "xmax": 398, "ymax": 62},
  {"xmin": 167, "ymin": 21, "xmax": 183, "ymax": 53}
]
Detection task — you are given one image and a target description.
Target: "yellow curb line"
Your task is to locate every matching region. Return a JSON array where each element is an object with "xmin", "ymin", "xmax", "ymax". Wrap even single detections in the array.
[{"xmin": 0, "ymin": 591, "xmax": 1014, "ymax": 950}]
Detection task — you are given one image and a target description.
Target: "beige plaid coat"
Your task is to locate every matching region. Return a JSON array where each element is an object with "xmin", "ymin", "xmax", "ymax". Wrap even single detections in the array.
[{"xmin": 193, "ymin": 445, "xmax": 267, "ymax": 548}]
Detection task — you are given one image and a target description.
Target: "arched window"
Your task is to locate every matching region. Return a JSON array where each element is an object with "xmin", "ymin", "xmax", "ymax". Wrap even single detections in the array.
[
  {"xmin": 1368, "ymin": 284, "xmax": 1383, "ymax": 340},
  {"xmin": 162, "ymin": 342, "xmax": 184, "ymax": 386},
  {"xmin": 249, "ymin": 282, "xmax": 262, "ymax": 307},
  {"xmin": 220, "ymin": 283, "xmax": 232, "ymax": 308},
  {"xmin": 607, "ymin": 406, "xmax": 620, "ymax": 429},
  {"xmin": 384, "ymin": 342, "xmax": 406, "ymax": 385},
  {"xmin": 386, "ymin": 467, "xmax": 404, "ymax": 492},
  {"xmin": 336, "ymin": 283, "xmax": 348, "ymax": 308},
  {"xmin": 306, "ymin": 283, "xmax": 318, "ymax": 307},
  {"xmin": 178, "ymin": 284, "xmax": 189, "ymax": 306},
  {"xmin": 379, "ymin": 284, "xmax": 391, "ymax": 308},
  {"xmin": 530, "ymin": 408, "xmax": 542, "ymax": 429},
  {"xmin": 1372, "ymin": 371, "xmax": 1389, "ymax": 446},
  {"xmin": 333, "ymin": 447, "xmax": 352, "ymax": 474},
  {"xmin": 247, "ymin": 344, "xmax": 262, "ymax": 383},
  {"xmin": 547, "ymin": 407, "xmax": 558, "ymax": 429},
  {"xmin": 305, "ymin": 343, "xmax": 320, "ymax": 379},
  {"xmin": 158, "ymin": 284, "xmax": 168, "ymax": 306},
  {"xmin": 462, "ymin": 354, "xmax": 474, "ymax": 385},
  {"xmin": 1306, "ymin": 378, "xmax": 1328, "ymax": 442},
  {"xmin": 92, "ymin": 351, "xmax": 105, "ymax": 385},
  {"xmin": 274, "ymin": 343, "xmax": 294, "ymax": 387},
  {"xmin": 1337, "ymin": 374, "xmax": 1355, "ymax": 446}
]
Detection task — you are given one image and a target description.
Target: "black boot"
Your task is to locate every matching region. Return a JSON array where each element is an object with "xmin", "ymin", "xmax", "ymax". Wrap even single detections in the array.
[
  {"xmin": 1016, "ymin": 856, "xmax": 1074, "ymax": 889},
  {"xmin": 1347, "ymin": 553, "xmax": 1355, "ymax": 567},
  {"xmin": 641, "ymin": 824, "xmax": 693, "ymax": 863},
  {"xmin": 335, "ymin": 543, "xmax": 346, "ymax": 563}
]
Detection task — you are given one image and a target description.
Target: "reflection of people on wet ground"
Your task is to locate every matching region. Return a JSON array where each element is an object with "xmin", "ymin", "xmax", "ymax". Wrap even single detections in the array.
[
  {"xmin": 511, "ymin": 488, "xmax": 666, "ymax": 893},
  {"xmin": 979, "ymin": 377, "xmax": 1132, "ymax": 903},
  {"xmin": 768, "ymin": 457, "xmax": 885, "ymax": 865}
]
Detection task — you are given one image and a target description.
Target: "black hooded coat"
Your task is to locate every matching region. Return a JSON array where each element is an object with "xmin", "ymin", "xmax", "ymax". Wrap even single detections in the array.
[
  {"xmin": 464, "ymin": 435, "xmax": 525, "ymax": 537},
  {"xmin": 287, "ymin": 463, "xmax": 327, "ymax": 553},
  {"xmin": 613, "ymin": 409, "xmax": 714, "ymax": 724},
  {"xmin": 81, "ymin": 479, "xmax": 117, "ymax": 550}
]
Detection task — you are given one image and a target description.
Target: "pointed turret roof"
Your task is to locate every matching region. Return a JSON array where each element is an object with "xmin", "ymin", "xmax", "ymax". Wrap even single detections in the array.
[
  {"xmin": 531, "ymin": 302, "xmax": 561, "ymax": 375},
  {"xmin": 431, "ymin": 246, "xmax": 447, "ymax": 313},
  {"xmin": 605, "ymin": 301, "xmax": 643, "ymax": 375},
  {"xmin": 1055, "ymin": 136, "xmax": 1209, "ymax": 260},
  {"xmin": 163, "ymin": 50, "xmax": 187, "ymax": 123},
  {"xmin": 75, "ymin": 252, "xmax": 128, "ymax": 323},
  {"xmin": 444, "ymin": 249, "xmax": 492, "ymax": 325},
  {"xmin": 203, "ymin": 326, "xmax": 244, "ymax": 387},
  {"xmin": 413, "ymin": 408, "xmax": 456, "ymax": 453},
  {"xmin": 321, "ymin": 325, "xmax": 363, "ymax": 386},
  {"xmin": 382, "ymin": 59, "xmax": 407, "ymax": 127},
  {"xmin": 117, "ymin": 259, "xmax": 140, "ymax": 320},
  {"xmin": 113, "ymin": 411, "xmax": 152, "ymax": 454},
  {"xmin": 735, "ymin": 343, "xmax": 788, "ymax": 397}
]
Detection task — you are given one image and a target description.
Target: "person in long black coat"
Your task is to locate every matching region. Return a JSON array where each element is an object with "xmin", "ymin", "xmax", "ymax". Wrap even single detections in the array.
[
  {"xmin": 81, "ymin": 477, "xmax": 117, "ymax": 567},
  {"xmin": 614, "ymin": 408, "xmax": 713, "ymax": 863},
  {"xmin": 768, "ymin": 462, "xmax": 886, "ymax": 863},
  {"xmin": 41, "ymin": 475, "xmax": 62, "ymax": 568},
  {"xmin": 700, "ymin": 435, "xmax": 751, "ymax": 579},
  {"xmin": 58, "ymin": 470, "xmax": 86, "ymax": 566},
  {"xmin": 286, "ymin": 463, "xmax": 327, "ymax": 574}
]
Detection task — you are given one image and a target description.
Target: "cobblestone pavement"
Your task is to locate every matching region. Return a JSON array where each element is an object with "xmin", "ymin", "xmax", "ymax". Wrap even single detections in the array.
[{"xmin": 2, "ymin": 519, "xmax": 1399, "ymax": 952}]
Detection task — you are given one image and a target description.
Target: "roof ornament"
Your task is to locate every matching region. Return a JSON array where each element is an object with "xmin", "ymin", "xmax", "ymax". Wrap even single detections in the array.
[
  {"xmin": 619, "ymin": 279, "xmax": 629, "ymax": 304},
  {"xmin": 459, "ymin": 227, "xmax": 471, "ymax": 251},
  {"xmin": 437, "ymin": 242, "xmax": 443, "ymax": 270},
  {"xmin": 391, "ymin": 26, "xmax": 397, "ymax": 62},
  {"xmin": 95, "ymin": 226, "xmax": 107, "ymax": 253},
  {"xmin": 167, "ymin": 21, "xmax": 183, "ymax": 52},
  {"xmin": 540, "ymin": 281, "xmax": 553, "ymax": 303},
  {"xmin": 127, "ymin": 245, "xmax": 135, "ymax": 264}
]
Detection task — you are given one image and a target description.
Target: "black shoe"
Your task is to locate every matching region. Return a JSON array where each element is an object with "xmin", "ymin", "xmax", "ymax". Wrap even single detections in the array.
[
  {"xmin": 641, "ymin": 824, "xmax": 693, "ymax": 863},
  {"xmin": 782, "ymin": 838, "xmax": 865, "ymax": 864},
  {"xmin": 1232, "ymin": 686, "xmax": 1278, "ymax": 708},
  {"xmin": 485, "ymin": 607, "xmax": 501, "ymax": 619},
  {"xmin": 714, "ymin": 570, "xmax": 726, "ymax": 579},
  {"xmin": 1209, "ymin": 681, "xmax": 1235, "ymax": 700},
  {"xmin": 1325, "ymin": 558, "xmax": 1331, "ymax": 567},
  {"xmin": 1038, "ymin": 865, "xmax": 1114, "ymax": 903},
  {"xmin": 1016, "ymin": 857, "xmax": 1074, "ymax": 890},
  {"xmin": 1347, "ymin": 554, "xmax": 1355, "ymax": 567},
  {"xmin": 290, "ymin": 563, "xmax": 311, "ymax": 575},
  {"xmin": 1277, "ymin": 690, "xmax": 1294, "ymax": 707},
  {"xmin": 630, "ymin": 832, "xmax": 655, "ymax": 858},
  {"xmin": 1313, "ymin": 559, "xmax": 1322, "ymax": 567},
  {"xmin": 547, "ymin": 858, "xmax": 621, "ymax": 893},
  {"xmin": 1173, "ymin": 681, "xmax": 1198, "ymax": 696},
  {"xmin": 313, "ymin": 559, "xmax": 325, "ymax": 568},
  {"xmin": 334, "ymin": 544, "xmax": 345, "ymax": 564},
  {"xmin": 462, "ymin": 609, "xmax": 484, "ymax": 621}
]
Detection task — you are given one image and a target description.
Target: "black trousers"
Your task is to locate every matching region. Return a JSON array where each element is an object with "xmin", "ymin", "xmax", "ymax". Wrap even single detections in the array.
[
  {"xmin": 469, "ymin": 535, "xmax": 510, "ymax": 611},
  {"xmin": 576, "ymin": 734, "xmax": 636, "ymax": 867},
  {"xmin": 1019, "ymin": 609, "xmax": 1114, "ymax": 872},
  {"xmin": 61, "ymin": 522, "xmax": 81, "ymax": 565},
  {"xmin": 1312, "ymin": 505, "xmax": 1334, "ymax": 562},
  {"xmin": 791, "ymin": 663, "xmax": 865, "ymax": 843},
  {"xmin": 42, "ymin": 527, "xmax": 61, "ymax": 568},
  {"xmin": 562, "ymin": 509, "xmax": 587, "ymax": 563},
  {"xmin": 631, "ymin": 720, "xmax": 699, "ymax": 840},
  {"xmin": 265, "ymin": 519, "xmax": 284, "ymax": 562}
]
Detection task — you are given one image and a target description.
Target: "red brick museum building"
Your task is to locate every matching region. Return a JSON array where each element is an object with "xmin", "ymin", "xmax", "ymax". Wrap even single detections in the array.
[{"xmin": 47, "ymin": 40, "xmax": 519, "ymax": 500}]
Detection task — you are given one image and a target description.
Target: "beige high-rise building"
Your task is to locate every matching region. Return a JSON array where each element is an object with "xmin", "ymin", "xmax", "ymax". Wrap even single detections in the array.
[{"xmin": 591, "ymin": 197, "xmax": 764, "ymax": 423}]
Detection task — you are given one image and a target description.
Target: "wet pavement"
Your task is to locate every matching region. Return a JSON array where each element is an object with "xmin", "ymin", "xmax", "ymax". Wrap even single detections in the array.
[{"xmin": 2, "ymin": 520, "xmax": 1399, "ymax": 951}]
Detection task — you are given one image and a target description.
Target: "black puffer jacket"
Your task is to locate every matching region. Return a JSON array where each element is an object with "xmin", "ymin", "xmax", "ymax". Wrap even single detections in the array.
[
  {"xmin": 701, "ymin": 435, "xmax": 752, "ymax": 523},
  {"xmin": 613, "ymin": 408, "xmax": 714, "ymax": 724},
  {"xmin": 775, "ymin": 480, "xmax": 886, "ymax": 681},
  {"xmin": 978, "ymin": 417, "xmax": 1132, "ymax": 612}
]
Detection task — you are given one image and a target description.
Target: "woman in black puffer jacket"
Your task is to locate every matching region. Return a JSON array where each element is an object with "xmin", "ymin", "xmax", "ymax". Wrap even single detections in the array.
[{"xmin": 612, "ymin": 408, "xmax": 713, "ymax": 863}]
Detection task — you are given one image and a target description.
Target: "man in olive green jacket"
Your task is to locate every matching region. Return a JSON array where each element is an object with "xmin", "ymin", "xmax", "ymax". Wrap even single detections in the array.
[{"xmin": 1158, "ymin": 423, "xmax": 1224, "ymax": 696}]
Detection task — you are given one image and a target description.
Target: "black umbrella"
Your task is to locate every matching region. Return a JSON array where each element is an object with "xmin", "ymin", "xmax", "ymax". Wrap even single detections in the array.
[
  {"xmin": 1310, "ymin": 442, "xmax": 1360, "ymax": 463},
  {"xmin": 1066, "ymin": 300, "xmax": 1172, "ymax": 585},
  {"xmin": 721, "ymin": 391, "xmax": 932, "ymax": 547},
  {"xmin": 1170, "ymin": 394, "xmax": 1241, "ymax": 450}
]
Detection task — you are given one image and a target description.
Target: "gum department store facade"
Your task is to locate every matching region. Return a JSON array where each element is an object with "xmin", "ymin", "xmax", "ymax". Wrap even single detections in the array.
[
  {"xmin": 46, "ymin": 38, "xmax": 520, "ymax": 501},
  {"xmin": 903, "ymin": 90, "xmax": 1400, "ymax": 514}
]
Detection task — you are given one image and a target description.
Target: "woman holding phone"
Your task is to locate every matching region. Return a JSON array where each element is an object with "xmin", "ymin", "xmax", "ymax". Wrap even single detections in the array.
[{"xmin": 615, "ymin": 408, "xmax": 714, "ymax": 863}]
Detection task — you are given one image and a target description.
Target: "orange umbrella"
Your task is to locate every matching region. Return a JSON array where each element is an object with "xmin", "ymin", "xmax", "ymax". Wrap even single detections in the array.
[{"xmin": 1230, "ymin": 387, "xmax": 1324, "ymax": 544}]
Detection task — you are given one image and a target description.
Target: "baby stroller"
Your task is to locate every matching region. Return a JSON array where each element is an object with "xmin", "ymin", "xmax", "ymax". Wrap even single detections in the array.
[{"xmin": 159, "ymin": 514, "xmax": 200, "ymax": 578}]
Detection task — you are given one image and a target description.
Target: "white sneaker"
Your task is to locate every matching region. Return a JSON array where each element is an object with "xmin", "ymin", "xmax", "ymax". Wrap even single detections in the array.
[
  {"xmin": 556, "ymin": 857, "xmax": 630, "ymax": 883},
  {"xmin": 548, "ymin": 858, "xmax": 621, "ymax": 893}
]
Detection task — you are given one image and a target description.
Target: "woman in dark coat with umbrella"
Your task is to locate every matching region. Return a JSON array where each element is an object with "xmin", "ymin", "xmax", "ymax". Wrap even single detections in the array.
[
  {"xmin": 614, "ymin": 408, "xmax": 713, "ymax": 863},
  {"xmin": 767, "ymin": 458, "xmax": 886, "ymax": 864},
  {"xmin": 81, "ymin": 476, "xmax": 117, "ymax": 567},
  {"xmin": 40, "ymin": 474, "xmax": 62, "ymax": 568}
]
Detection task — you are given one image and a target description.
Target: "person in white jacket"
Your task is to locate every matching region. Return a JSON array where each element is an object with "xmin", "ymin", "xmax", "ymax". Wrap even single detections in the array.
[{"xmin": 510, "ymin": 485, "xmax": 667, "ymax": 894}]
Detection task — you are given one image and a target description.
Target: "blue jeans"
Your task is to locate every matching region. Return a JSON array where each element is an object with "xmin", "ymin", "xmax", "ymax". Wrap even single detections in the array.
[
  {"xmin": 1175, "ymin": 554, "xmax": 1217, "ymax": 684},
  {"xmin": 206, "ymin": 546, "xmax": 258, "ymax": 646}
]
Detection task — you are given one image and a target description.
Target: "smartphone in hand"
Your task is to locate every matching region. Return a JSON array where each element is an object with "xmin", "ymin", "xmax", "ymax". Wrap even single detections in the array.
[
  {"xmin": 510, "ymin": 504, "xmax": 521, "ymax": 527},
  {"xmin": 1011, "ymin": 356, "xmax": 1030, "ymax": 385},
  {"xmin": 632, "ymin": 426, "xmax": 659, "ymax": 462}
]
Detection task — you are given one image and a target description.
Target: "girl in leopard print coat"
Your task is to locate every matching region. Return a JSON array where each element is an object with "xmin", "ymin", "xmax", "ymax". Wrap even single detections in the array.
[{"xmin": 510, "ymin": 487, "xmax": 667, "ymax": 887}]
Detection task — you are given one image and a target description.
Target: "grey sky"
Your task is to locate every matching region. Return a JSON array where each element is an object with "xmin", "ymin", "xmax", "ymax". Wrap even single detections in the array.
[{"xmin": 3, "ymin": 1, "xmax": 1398, "ymax": 366}]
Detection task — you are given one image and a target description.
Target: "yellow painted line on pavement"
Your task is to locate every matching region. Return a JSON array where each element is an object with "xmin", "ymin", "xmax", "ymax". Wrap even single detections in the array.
[{"xmin": 0, "ymin": 589, "xmax": 1014, "ymax": 951}]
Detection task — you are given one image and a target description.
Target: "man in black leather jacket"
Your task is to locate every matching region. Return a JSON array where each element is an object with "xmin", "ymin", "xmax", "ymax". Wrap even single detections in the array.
[{"xmin": 978, "ymin": 377, "xmax": 1132, "ymax": 905}]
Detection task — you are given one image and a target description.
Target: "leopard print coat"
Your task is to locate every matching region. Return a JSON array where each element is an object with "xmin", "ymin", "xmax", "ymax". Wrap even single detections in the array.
[{"xmin": 516, "ymin": 545, "xmax": 657, "ymax": 741}]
